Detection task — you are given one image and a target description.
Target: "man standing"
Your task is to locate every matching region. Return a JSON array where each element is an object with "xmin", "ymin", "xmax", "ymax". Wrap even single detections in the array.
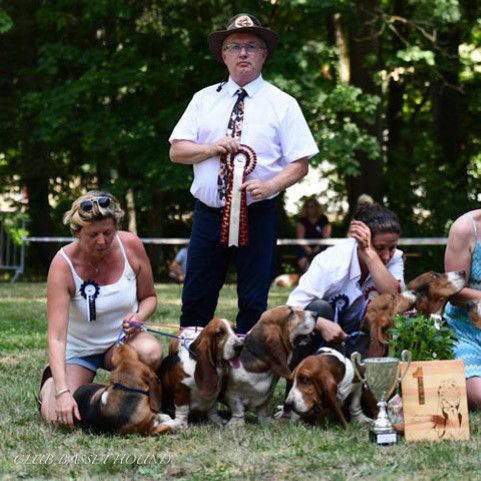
[{"xmin": 169, "ymin": 13, "xmax": 319, "ymax": 333}]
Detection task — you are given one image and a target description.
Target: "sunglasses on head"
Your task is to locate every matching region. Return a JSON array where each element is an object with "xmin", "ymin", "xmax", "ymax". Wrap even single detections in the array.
[{"xmin": 79, "ymin": 196, "xmax": 111, "ymax": 212}]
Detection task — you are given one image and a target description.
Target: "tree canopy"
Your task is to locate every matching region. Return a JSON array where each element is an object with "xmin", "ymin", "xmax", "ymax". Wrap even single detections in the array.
[{"xmin": 0, "ymin": 0, "xmax": 480, "ymax": 275}]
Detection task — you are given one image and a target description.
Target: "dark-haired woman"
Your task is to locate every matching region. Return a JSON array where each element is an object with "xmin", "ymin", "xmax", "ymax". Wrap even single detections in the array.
[{"xmin": 287, "ymin": 202, "xmax": 404, "ymax": 359}]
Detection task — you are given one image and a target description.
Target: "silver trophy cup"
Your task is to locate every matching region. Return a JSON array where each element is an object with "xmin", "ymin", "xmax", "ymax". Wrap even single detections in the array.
[{"xmin": 351, "ymin": 350, "xmax": 411, "ymax": 445}]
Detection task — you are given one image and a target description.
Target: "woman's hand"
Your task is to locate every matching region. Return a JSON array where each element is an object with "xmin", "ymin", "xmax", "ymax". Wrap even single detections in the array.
[
  {"xmin": 55, "ymin": 390, "xmax": 80, "ymax": 429},
  {"xmin": 122, "ymin": 312, "xmax": 143, "ymax": 340},
  {"xmin": 348, "ymin": 220, "xmax": 372, "ymax": 250},
  {"xmin": 315, "ymin": 317, "xmax": 347, "ymax": 343}
]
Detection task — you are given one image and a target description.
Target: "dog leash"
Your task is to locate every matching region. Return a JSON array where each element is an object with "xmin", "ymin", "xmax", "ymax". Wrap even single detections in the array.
[{"xmin": 116, "ymin": 321, "xmax": 199, "ymax": 357}]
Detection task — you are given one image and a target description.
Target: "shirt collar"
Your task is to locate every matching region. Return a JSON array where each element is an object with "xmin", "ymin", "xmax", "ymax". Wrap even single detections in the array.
[{"xmin": 226, "ymin": 74, "xmax": 264, "ymax": 98}]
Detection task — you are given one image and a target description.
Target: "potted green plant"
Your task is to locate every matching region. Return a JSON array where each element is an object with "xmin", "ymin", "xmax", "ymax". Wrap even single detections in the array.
[{"xmin": 388, "ymin": 314, "xmax": 456, "ymax": 361}]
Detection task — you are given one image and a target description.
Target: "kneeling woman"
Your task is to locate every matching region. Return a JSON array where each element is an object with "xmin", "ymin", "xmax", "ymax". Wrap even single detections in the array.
[
  {"xmin": 39, "ymin": 191, "xmax": 162, "ymax": 428},
  {"xmin": 287, "ymin": 202, "xmax": 405, "ymax": 367}
]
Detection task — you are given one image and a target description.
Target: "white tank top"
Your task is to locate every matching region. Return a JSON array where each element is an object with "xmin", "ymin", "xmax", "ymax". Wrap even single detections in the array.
[{"xmin": 60, "ymin": 235, "xmax": 139, "ymax": 359}]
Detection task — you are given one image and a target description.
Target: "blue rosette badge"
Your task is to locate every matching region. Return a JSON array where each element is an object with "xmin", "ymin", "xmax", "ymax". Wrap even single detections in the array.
[
  {"xmin": 330, "ymin": 294, "xmax": 349, "ymax": 324},
  {"xmin": 80, "ymin": 280, "xmax": 100, "ymax": 322}
]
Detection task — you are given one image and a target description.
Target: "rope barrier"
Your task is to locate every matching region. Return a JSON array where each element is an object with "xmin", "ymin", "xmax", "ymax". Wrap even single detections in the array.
[{"xmin": 22, "ymin": 236, "xmax": 449, "ymax": 246}]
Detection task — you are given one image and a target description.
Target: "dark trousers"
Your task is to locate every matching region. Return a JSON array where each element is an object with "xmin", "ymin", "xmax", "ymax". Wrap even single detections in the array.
[{"xmin": 180, "ymin": 198, "xmax": 278, "ymax": 334}]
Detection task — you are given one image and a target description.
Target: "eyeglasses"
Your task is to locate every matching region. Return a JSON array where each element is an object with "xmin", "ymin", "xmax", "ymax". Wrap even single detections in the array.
[
  {"xmin": 79, "ymin": 196, "xmax": 111, "ymax": 212},
  {"xmin": 223, "ymin": 43, "xmax": 266, "ymax": 54}
]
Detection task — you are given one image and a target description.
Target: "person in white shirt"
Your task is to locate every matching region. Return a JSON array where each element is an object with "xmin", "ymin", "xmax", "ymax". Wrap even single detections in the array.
[
  {"xmin": 169, "ymin": 13, "xmax": 319, "ymax": 334},
  {"xmin": 287, "ymin": 202, "xmax": 405, "ymax": 367}
]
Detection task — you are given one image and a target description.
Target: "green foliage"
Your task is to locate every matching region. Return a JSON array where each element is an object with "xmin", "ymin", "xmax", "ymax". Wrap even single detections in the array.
[
  {"xmin": 0, "ymin": 7, "xmax": 12, "ymax": 33},
  {"xmin": 1, "ymin": 0, "xmax": 481, "ymax": 272},
  {"xmin": 388, "ymin": 314, "xmax": 456, "ymax": 361}
]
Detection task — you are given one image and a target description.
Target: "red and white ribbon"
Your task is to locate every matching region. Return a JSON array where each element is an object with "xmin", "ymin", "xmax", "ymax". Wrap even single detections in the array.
[{"xmin": 220, "ymin": 144, "xmax": 257, "ymax": 247}]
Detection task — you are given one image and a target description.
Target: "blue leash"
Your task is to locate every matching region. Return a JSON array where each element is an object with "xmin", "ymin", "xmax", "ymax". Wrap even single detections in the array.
[{"xmin": 116, "ymin": 321, "xmax": 198, "ymax": 357}]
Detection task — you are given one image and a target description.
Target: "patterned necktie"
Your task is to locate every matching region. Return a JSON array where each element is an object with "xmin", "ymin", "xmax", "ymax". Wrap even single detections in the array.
[{"xmin": 218, "ymin": 88, "xmax": 248, "ymax": 201}]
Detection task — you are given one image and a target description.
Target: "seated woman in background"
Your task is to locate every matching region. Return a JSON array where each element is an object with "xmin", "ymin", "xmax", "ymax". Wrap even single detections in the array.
[
  {"xmin": 38, "ymin": 191, "xmax": 162, "ymax": 428},
  {"xmin": 296, "ymin": 197, "xmax": 332, "ymax": 273},
  {"xmin": 443, "ymin": 208, "xmax": 481, "ymax": 408}
]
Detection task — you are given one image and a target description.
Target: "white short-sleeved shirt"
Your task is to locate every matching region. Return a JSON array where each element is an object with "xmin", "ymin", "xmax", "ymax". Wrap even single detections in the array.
[
  {"xmin": 169, "ymin": 75, "xmax": 319, "ymax": 208},
  {"xmin": 287, "ymin": 239, "xmax": 404, "ymax": 331}
]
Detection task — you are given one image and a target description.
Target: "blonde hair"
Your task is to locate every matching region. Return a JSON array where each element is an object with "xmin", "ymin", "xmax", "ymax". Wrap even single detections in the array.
[{"xmin": 63, "ymin": 190, "xmax": 124, "ymax": 235}]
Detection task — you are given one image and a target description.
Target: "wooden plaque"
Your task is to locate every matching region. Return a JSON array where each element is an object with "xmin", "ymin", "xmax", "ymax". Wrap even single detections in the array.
[{"xmin": 400, "ymin": 360, "xmax": 470, "ymax": 442}]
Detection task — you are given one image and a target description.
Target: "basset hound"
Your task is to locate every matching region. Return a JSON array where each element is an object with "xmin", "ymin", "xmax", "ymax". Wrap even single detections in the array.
[
  {"xmin": 157, "ymin": 317, "xmax": 243, "ymax": 433},
  {"xmin": 362, "ymin": 270, "xmax": 466, "ymax": 357},
  {"xmin": 284, "ymin": 347, "xmax": 372, "ymax": 428},
  {"xmin": 407, "ymin": 270, "xmax": 466, "ymax": 320},
  {"xmin": 271, "ymin": 273, "xmax": 300, "ymax": 288},
  {"xmin": 73, "ymin": 343, "xmax": 166, "ymax": 435},
  {"xmin": 223, "ymin": 305, "xmax": 316, "ymax": 428}
]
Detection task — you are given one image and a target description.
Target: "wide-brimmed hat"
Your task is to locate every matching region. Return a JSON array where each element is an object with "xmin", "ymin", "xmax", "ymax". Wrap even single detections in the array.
[{"xmin": 208, "ymin": 13, "xmax": 279, "ymax": 63}]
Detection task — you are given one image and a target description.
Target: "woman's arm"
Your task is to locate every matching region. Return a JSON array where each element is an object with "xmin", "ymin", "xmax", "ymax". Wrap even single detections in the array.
[
  {"xmin": 349, "ymin": 220, "xmax": 401, "ymax": 293},
  {"xmin": 445, "ymin": 214, "xmax": 481, "ymax": 303},
  {"xmin": 296, "ymin": 221, "xmax": 311, "ymax": 255},
  {"xmin": 120, "ymin": 232, "xmax": 158, "ymax": 324},
  {"xmin": 46, "ymin": 253, "xmax": 80, "ymax": 425}
]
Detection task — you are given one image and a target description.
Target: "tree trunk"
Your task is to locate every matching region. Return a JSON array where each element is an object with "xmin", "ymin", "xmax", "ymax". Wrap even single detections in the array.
[{"xmin": 346, "ymin": 0, "xmax": 383, "ymax": 213}]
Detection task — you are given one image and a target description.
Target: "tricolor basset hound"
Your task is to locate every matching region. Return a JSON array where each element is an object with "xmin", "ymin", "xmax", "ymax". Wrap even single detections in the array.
[
  {"xmin": 362, "ymin": 270, "xmax": 466, "ymax": 357},
  {"xmin": 73, "ymin": 343, "xmax": 166, "ymax": 435},
  {"xmin": 407, "ymin": 270, "xmax": 466, "ymax": 320},
  {"xmin": 157, "ymin": 318, "xmax": 243, "ymax": 433},
  {"xmin": 284, "ymin": 347, "xmax": 372, "ymax": 428},
  {"xmin": 224, "ymin": 305, "xmax": 316, "ymax": 428}
]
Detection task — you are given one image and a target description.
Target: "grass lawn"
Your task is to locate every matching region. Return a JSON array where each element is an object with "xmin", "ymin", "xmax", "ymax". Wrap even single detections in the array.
[{"xmin": 1, "ymin": 282, "xmax": 481, "ymax": 481}]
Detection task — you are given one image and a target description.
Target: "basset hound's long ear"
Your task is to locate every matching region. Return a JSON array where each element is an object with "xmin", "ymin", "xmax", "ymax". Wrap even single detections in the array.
[
  {"xmin": 111, "ymin": 343, "xmax": 138, "ymax": 368},
  {"xmin": 191, "ymin": 331, "xmax": 219, "ymax": 398},
  {"xmin": 407, "ymin": 271, "xmax": 434, "ymax": 292},
  {"xmin": 247, "ymin": 324, "xmax": 292, "ymax": 379},
  {"xmin": 146, "ymin": 370, "xmax": 163, "ymax": 412},
  {"xmin": 313, "ymin": 372, "xmax": 348, "ymax": 429}
]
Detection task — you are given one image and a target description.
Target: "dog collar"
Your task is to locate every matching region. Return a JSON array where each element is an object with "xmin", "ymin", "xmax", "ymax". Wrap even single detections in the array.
[
  {"xmin": 112, "ymin": 382, "xmax": 149, "ymax": 396},
  {"xmin": 316, "ymin": 347, "xmax": 355, "ymax": 403}
]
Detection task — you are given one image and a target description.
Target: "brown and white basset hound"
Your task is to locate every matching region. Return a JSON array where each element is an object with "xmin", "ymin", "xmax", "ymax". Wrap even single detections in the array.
[
  {"xmin": 73, "ymin": 343, "xmax": 166, "ymax": 435},
  {"xmin": 223, "ymin": 305, "xmax": 316, "ymax": 428},
  {"xmin": 157, "ymin": 317, "xmax": 243, "ymax": 433},
  {"xmin": 284, "ymin": 347, "xmax": 372, "ymax": 428},
  {"xmin": 407, "ymin": 270, "xmax": 466, "ymax": 320},
  {"xmin": 362, "ymin": 270, "xmax": 466, "ymax": 357},
  {"xmin": 361, "ymin": 290, "xmax": 417, "ymax": 357}
]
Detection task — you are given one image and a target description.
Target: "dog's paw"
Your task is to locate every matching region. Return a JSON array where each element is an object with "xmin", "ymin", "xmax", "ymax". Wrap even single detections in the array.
[
  {"xmin": 257, "ymin": 414, "xmax": 275, "ymax": 424},
  {"xmin": 155, "ymin": 413, "xmax": 173, "ymax": 423},
  {"xmin": 226, "ymin": 417, "xmax": 245, "ymax": 429},
  {"xmin": 351, "ymin": 412, "xmax": 373, "ymax": 426},
  {"xmin": 208, "ymin": 413, "xmax": 227, "ymax": 425}
]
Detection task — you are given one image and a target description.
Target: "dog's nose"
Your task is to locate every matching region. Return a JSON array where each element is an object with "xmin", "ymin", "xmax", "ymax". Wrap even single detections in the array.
[{"xmin": 234, "ymin": 343, "xmax": 243, "ymax": 354}]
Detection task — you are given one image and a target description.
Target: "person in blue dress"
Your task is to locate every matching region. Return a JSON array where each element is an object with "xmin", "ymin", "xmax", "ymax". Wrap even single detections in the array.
[{"xmin": 444, "ymin": 209, "xmax": 481, "ymax": 407}]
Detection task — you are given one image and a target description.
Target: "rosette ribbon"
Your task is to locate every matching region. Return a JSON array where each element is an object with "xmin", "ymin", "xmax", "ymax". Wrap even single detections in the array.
[
  {"xmin": 219, "ymin": 144, "xmax": 257, "ymax": 247},
  {"xmin": 80, "ymin": 280, "xmax": 100, "ymax": 322}
]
